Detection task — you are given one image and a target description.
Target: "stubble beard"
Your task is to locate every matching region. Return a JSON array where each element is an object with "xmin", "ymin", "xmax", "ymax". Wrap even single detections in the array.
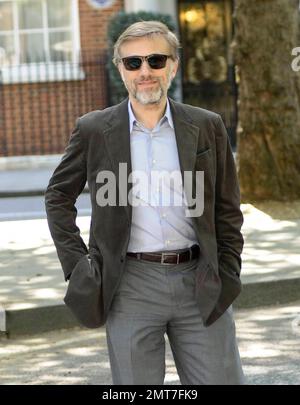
[
  {"xmin": 122, "ymin": 72, "xmax": 173, "ymax": 106},
  {"xmin": 135, "ymin": 85, "xmax": 163, "ymax": 105}
]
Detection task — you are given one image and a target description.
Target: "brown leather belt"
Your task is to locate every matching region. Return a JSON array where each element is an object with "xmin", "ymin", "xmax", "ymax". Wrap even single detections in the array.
[{"xmin": 126, "ymin": 244, "xmax": 200, "ymax": 265}]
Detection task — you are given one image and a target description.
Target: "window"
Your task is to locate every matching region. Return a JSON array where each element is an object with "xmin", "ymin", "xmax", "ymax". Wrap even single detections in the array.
[{"xmin": 0, "ymin": 0, "xmax": 83, "ymax": 83}]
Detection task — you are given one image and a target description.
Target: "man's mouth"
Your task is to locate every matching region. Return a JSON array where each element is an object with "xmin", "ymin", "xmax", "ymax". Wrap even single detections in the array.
[{"xmin": 138, "ymin": 81, "xmax": 157, "ymax": 86}]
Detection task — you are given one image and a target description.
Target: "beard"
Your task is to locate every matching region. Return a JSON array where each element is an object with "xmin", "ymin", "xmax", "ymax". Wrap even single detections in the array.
[
  {"xmin": 135, "ymin": 84, "xmax": 163, "ymax": 105},
  {"xmin": 121, "ymin": 71, "xmax": 173, "ymax": 105}
]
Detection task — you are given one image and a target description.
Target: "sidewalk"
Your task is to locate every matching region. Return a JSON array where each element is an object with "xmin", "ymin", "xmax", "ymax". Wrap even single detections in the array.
[
  {"xmin": 1, "ymin": 302, "xmax": 300, "ymax": 384},
  {"xmin": 0, "ymin": 155, "xmax": 89, "ymax": 197},
  {"xmin": 0, "ymin": 157, "xmax": 300, "ymax": 336}
]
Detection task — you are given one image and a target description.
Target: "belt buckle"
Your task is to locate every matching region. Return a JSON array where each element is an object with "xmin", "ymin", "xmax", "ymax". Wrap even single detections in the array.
[{"xmin": 161, "ymin": 252, "xmax": 179, "ymax": 264}]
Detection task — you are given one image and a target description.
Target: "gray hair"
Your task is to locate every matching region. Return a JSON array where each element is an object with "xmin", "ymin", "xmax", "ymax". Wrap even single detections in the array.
[{"xmin": 113, "ymin": 20, "xmax": 180, "ymax": 66}]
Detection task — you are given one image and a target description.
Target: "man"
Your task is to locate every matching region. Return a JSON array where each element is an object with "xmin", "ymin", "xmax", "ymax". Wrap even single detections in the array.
[{"xmin": 45, "ymin": 21, "xmax": 245, "ymax": 385}]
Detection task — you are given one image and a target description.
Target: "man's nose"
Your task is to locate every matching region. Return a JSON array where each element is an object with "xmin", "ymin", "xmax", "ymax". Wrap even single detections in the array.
[{"xmin": 139, "ymin": 60, "xmax": 153, "ymax": 75}]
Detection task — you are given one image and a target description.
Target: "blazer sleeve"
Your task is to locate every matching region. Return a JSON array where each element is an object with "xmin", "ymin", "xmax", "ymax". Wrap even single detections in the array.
[
  {"xmin": 214, "ymin": 114, "xmax": 244, "ymax": 277},
  {"xmin": 45, "ymin": 118, "xmax": 89, "ymax": 281}
]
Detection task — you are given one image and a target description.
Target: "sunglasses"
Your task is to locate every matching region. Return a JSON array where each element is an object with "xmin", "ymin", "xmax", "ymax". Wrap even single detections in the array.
[{"xmin": 121, "ymin": 54, "xmax": 172, "ymax": 71}]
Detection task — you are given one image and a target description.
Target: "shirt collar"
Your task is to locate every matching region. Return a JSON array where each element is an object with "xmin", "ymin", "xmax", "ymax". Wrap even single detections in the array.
[{"xmin": 128, "ymin": 98, "xmax": 174, "ymax": 133}]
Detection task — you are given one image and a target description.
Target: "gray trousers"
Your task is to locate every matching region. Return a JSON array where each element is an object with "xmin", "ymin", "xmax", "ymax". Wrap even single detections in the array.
[{"xmin": 106, "ymin": 255, "xmax": 245, "ymax": 385}]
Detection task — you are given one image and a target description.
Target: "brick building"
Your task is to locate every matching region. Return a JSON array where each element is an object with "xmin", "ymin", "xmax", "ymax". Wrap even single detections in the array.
[
  {"xmin": 0, "ymin": 0, "xmax": 123, "ymax": 157},
  {"xmin": 0, "ymin": 0, "xmax": 236, "ymax": 157}
]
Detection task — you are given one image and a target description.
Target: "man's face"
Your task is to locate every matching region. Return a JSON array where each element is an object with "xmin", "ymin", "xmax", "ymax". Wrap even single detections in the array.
[{"xmin": 117, "ymin": 36, "xmax": 178, "ymax": 105}]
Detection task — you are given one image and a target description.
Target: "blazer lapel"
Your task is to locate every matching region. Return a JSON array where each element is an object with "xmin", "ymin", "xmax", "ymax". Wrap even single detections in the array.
[
  {"xmin": 169, "ymin": 98, "xmax": 200, "ymax": 208},
  {"xmin": 103, "ymin": 98, "xmax": 132, "ymax": 224}
]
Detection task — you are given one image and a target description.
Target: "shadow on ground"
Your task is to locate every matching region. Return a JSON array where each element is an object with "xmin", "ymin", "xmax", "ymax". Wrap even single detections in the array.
[{"xmin": 0, "ymin": 303, "xmax": 300, "ymax": 385}]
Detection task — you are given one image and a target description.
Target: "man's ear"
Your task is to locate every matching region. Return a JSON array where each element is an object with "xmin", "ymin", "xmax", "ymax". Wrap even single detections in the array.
[
  {"xmin": 171, "ymin": 59, "xmax": 179, "ymax": 79},
  {"xmin": 120, "ymin": 69, "xmax": 125, "ymax": 82},
  {"xmin": 117, "ymin": 64, "xmax": 124, "ymax": 81}
]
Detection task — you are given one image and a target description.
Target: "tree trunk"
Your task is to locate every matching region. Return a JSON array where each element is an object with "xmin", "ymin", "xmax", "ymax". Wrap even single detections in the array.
[{"xmin": 233, "ymin": 0, "xmax": 300, "ymax": 201}]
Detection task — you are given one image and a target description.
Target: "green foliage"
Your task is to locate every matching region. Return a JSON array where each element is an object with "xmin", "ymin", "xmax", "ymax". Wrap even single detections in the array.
[{"xmin": 106, "ymin": 11, "xmax": 178, "ymax": 105}]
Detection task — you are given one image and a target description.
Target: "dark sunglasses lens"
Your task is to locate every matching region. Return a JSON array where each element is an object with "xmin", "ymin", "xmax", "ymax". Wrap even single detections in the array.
[
  {"xmin": 123, "ymin": 57, "xmax": 142, "ymax": 70},
  {"xmin": 148, "ymin": 55, "xmax": 168, "ymax": 69}
]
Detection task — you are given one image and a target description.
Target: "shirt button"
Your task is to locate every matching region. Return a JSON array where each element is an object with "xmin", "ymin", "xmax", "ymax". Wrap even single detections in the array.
[
  {"xmin": 166, "ymin": 240, "xmax": 170, "ymax": 245},
  {"xmin": 152, "ymin": 159, "xmax": 156, "ymax": 164},
  {"xmin": 162, "ymin": 213, "xmax": 167, "ymax": 218}
]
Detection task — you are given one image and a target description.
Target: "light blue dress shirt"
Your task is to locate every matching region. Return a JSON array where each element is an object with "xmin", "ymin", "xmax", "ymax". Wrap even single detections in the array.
[{"xmin": 127, "ymin": 99, "xmax": 199, "ymax": 253}]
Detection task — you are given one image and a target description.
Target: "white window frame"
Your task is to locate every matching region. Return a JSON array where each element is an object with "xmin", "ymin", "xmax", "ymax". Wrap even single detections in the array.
[{"xmin": 0, "ymin": 0, "xmax": 84, "ymax": 84}]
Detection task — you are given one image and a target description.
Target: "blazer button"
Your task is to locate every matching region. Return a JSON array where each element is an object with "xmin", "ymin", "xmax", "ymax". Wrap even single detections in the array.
[{"xmin": 120, "ymin": 256, "xmax": 124, "ymax": 262}]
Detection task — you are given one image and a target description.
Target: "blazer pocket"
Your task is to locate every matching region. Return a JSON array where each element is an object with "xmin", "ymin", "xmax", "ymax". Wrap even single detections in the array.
[
  {"xmin": 217, "ymin": 265, "xmax": 242, "ymax": 309},
  {"xmin": 196, "ymin": 148, "xmax": 211, "ymax": 158},
  {"xmin": 195, "ymin": 148, "xmax": 213, "ymax": 184},
  {"xmin": 64, "ymin": 254, "xmax": 104, "ymax": 328}
]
